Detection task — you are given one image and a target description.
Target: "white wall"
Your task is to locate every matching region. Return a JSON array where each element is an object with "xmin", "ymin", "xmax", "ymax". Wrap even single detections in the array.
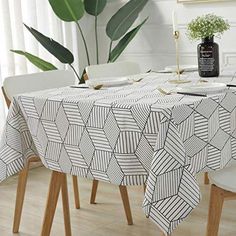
[{"xmin": 80, "ymin": 0, "xmax": 236, "ymax": 72}]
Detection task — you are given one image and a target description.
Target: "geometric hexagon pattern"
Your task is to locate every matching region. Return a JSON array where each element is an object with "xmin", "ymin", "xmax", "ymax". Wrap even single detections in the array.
[{"xmin": 0, "ymin": 75, "xmax": 236, "ymax": 235}]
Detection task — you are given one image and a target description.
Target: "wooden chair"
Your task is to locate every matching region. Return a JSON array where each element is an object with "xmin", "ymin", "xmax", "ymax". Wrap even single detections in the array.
[
  {"xmin": 2, "ymin": 70, "xmax": 80, "ymax": 233},
  {"xmin": 206, "ymin": 165, "xmax": 236, "ymax": 236},
  {"xmin": 86, "ymin": 61, "xmax": 142, "ymax": 225},
  {"xmin": 41, "ymin": 171, "xmax": 71, "ymax": 236},
  {"xmin": 205, "ymin": 172, "xmax": 210, "ymax": 184}
]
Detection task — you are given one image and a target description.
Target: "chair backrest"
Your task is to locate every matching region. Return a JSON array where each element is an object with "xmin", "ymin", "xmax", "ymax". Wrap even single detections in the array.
[
  {"xmin": 85, "ymin": 61, "xmax": 141, "ymax": 80},
  {"xmin": 2, "ymin": 70, "xmax": 76, "ymax": 103}
]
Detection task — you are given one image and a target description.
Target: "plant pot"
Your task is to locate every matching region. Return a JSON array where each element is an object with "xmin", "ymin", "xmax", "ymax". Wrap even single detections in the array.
[{"xmin": 197, "ymin": 36, "xmax": 219, "ymax": 77}]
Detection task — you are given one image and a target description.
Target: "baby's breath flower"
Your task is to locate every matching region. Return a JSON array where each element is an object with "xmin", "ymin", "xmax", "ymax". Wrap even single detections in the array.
[{"xmin": 187, "ymin": 14, "xmax": 230, "ymax": 41}]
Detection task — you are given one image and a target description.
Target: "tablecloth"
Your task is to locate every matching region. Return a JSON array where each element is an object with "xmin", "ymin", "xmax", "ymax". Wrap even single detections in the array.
[{"xmin": 0, "ymin": 70, "xmax": 236, "ymax": 235}]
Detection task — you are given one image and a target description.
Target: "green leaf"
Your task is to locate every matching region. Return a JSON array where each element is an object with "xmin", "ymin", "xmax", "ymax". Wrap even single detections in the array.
[
  {"xmin": 106, "ymin": 0, "xmax": 148, "ymax": 41},
  {"xmin": 11, "ymin": 50, "xmax": 57, "ymax": 71},
  {"xmin": 49, "ymin": 0, "xmax": 84, "ymax": 22},
  {"xmin": 24, "ymin": 24, "xmax": 74, "ymax": 64},
  {"xmin": 84, "ymin": 0, "xmax": 107, "ymax": 16},
  {"xmin": 109, "ymin": 18, "xmax": 147, "ymax": 62}
]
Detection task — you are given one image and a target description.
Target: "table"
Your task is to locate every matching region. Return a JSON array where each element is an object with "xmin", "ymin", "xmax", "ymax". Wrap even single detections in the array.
[{"xmin": 0, "ymin": 69, "xmax": 236, "ymax": 235}]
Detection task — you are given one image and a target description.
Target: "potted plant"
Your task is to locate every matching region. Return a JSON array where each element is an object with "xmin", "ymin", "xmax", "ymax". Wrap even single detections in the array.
[
  {"xmin": 187, "ymin": 14, "xmax": 230, "ymax": 77},
  {"xmin": 11, "ymin": 0, "xmax": 149, "ymax": 83}
]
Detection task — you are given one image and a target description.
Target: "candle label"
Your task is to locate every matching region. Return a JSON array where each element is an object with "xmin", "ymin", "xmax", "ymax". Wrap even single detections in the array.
[
  {"xmin": 197, "ymin": 38, "xmax": 219, "ymax": 77},
  {"xmin": 199, "ymin": 46, "xmax": 214, "ymax": 72}
]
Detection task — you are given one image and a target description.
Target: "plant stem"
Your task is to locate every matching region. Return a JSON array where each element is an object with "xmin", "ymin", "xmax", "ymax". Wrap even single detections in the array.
[
  {"xmin": 107, "ymin": 40, "xmax": 113, "ymax": 63},
  {"xmin": 95, "ymin": 15, "xmax": 99, "ymax": 64},
  {"xmin": 69, "ymin": 64, "xmax": 81, "ymax": 81},
  {"xmin": 75, "ymin": 21, "xmax": 91, "ymax": 66}
]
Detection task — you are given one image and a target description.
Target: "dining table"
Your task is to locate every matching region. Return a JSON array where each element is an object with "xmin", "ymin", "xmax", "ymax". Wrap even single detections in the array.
[{"xmin": 0, "ymin": 67, "xmax": 236, "ymax": 236}]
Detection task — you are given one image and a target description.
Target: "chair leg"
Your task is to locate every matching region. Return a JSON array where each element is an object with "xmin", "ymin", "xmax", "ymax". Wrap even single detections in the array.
[
  {"xmin": 13, "ymin": 162, "xmax": 30, "ymax": 233},
  {"xmin": 41, "ymin": 171, "xmax": 65, "ymax": 236},
  {"xmin": 90, "ymin": 180, "xmax": 99, "ymax": 204},
  {"xmin": 206, "ymin": 184, "xmax": 224, "ymax": 236},
  {"xmin": 204, "ymin": 172, "xmax": 210, "ymax": 185},
  {"xmin": 119, "ymin": 186, "xmax": 133, "ymax": 225},
  {"xmin": 72, "ymin": 176, "xmax": 80, "ymax": 209},
  {"xmin": 143, "ymin": 184, "xmax": 146, "ymax": 194},
  {"xmin": 62, "ymin": 174, "xmax": 72, "ymax": 236}
]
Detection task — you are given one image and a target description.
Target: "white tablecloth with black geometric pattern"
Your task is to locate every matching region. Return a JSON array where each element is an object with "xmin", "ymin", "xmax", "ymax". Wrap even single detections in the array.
[{"xmin": 0, "ymin": 69, "xmax": 236, "ymax": 235}]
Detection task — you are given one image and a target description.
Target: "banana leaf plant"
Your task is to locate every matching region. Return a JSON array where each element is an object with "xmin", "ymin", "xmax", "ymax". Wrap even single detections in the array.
[{"xmin": 12, "ymin": 0, "xmax": 149, "ymax": 82}]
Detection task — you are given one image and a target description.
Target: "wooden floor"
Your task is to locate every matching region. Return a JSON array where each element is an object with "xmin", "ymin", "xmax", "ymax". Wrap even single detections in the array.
[{"xmin": 0, "ymin": 167, "xmax": 235, "ymax": 236}]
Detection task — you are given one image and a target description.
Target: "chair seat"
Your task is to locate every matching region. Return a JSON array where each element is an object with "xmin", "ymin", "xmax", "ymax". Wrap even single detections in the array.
[{"xmin": 209, "ymin": 166, "xmax": 236, "ymax": 193}]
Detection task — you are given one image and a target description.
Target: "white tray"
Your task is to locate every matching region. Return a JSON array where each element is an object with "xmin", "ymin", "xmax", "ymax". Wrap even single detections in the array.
[
  {"xmin": 165, "ymin": 65, "xmax": 198, "ymax": 72},
  {"xmin": 177, "ymin": 83, "xmax": 226, "ymax": 93},
  {"xmin": 86, "ymin": 77, "xmax": 130, "ymax": 87}
]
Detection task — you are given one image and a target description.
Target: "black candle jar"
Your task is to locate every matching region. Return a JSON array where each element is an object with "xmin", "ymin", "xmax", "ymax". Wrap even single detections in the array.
[{"xmin": 197, "ymin": 36, "xmax": 219, "ymax": 77}]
